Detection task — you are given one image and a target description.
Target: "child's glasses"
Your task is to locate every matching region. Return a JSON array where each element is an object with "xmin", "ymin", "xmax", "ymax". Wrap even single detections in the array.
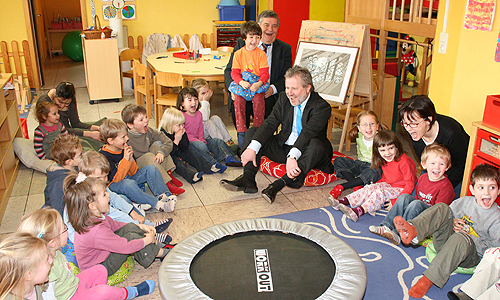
[
  {"xmin": 359, "ymin": 122, "xmax": 377, "ymax": 128},
  {"xmin": 53, "ymin": 224, "xmax": 68, "ymax": 239}
]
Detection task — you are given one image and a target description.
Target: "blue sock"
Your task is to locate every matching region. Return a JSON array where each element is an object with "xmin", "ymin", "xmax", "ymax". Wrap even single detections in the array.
[{"xmin": 125, "ymin": 280, "xmax": 155, "ymax": 299}]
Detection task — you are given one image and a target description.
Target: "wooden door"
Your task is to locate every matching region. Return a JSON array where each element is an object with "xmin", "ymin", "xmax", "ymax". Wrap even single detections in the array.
[{"xmin": 32, "ymin": 0, "xmax": 48, "ymax": 63}]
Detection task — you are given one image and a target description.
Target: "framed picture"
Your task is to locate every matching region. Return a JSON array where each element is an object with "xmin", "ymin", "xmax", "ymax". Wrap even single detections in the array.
[{"xmin": 294, "ymin": 42, "xmax": 358, "ymax": 104}]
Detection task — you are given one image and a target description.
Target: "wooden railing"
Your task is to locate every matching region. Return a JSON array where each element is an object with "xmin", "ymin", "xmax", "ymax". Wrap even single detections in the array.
[
  {"xmin": 0, "ymin": 40, "xmax": 35, "ymax": 89},
  {"xmin": 127, "ymin": 33, "xmax": 215, "ymax": 57}
]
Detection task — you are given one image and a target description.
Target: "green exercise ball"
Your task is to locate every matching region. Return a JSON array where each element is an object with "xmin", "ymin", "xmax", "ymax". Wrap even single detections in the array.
[{"xmin": 62, "ymin": 31, "xmax": 83, "ymax": 62}]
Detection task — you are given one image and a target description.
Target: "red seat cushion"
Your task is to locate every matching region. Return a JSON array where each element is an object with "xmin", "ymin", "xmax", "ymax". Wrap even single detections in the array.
[{"xmin": 259, "ymin": 151, "xmax": 351, "ymax": 186}]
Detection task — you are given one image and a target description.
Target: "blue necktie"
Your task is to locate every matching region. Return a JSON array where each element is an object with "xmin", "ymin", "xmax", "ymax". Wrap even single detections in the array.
[{"xmin": 296, "ymin": 105, "xmax": 302, "ymax": 135}]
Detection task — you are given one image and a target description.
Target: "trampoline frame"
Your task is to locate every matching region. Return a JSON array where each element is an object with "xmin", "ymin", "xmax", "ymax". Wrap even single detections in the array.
[{"xmin": 159, "ymin": 218, "xmax": 366, "ymax": 300}]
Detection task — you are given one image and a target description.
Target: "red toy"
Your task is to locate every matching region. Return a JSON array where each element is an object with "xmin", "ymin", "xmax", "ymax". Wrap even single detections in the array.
[{"xmin": 401, "ymin": 35, "xmax": 418, "ymax": 87}]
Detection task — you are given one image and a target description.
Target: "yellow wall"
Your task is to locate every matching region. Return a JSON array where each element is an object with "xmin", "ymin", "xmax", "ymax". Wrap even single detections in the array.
[
  {"xmin": 310, "ymin": 0, "xmax": 344, "ymax": 22},
  {"xmin": 429, "ymin": 0, "xmax": 500, "ymax": 132},
  {"xmin": 1, "ymin": 1, "xmax": 28, "ymax": 47}
]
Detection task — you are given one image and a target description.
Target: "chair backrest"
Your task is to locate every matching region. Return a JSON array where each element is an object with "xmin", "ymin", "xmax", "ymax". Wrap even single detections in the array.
[
  {"xmin": 217, "ymin": 46, "xmax": 234, "ymax": 53},
  {"xmin": 133, "ymin": 59, "xmax": 146, "ymax": 78},
  {"xmin": 166, "ymin": 47, "xmax": 185, "ymax": 52},
  {"xmin": 154, "ymin": 71, "xmax": 184, "ymax": 88},
  {"xmin": 120, "ymin": 48, "xmax": 142, "ymax": 62}
]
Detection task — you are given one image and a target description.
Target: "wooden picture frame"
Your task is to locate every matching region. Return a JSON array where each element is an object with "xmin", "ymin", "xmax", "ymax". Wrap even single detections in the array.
[{"xmin": 294, "ymin": 42, "xmax": 358, "ymax": 104}]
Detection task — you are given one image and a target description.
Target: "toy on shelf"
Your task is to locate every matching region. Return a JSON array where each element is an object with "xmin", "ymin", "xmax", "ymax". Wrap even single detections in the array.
[
  {"xmin": 172, "ymin": 50, "xmax": 202, "ymax": 63},
  {"xmin": 401, "ymin": 35, "xmax": 418, "ymax": 87}
]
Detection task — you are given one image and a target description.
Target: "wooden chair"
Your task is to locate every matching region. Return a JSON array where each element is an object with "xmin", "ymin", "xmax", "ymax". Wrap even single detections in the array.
[
  {"xmin": 166, "ymin": 47, "xmax": 184, "ymax": 52},
  {"xmin": 328, "ymin": 106, "xmax": 364, "ymax": 152},
  {"xmin": 132, "ymin": 59, "xmax": 154, "ymax": 119},
  {"xmin": 154, "ymin": 71, "xmax": 185, "ymax": 128},
  {"xmin": 119, "ymin": 49, "xmax": 142, "ymax": 93}
]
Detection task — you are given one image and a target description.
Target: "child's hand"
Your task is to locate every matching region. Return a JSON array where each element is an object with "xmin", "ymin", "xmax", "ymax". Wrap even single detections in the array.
[
  {"xmin": 453, "ymin": 218, "xmax": 465, "ymax": 233},
  {"xmin": 239, "ymin": 80, "xmax": 251, "ymax": 89},
  {"xmin": 154, "ymin": 153, "xmax": 164, "ymax": 163},
  {"xmin": 130, "ymin": 210, "xmax": 145, "ymax": 224},
  {"xmin": 174, "ymin": 128, "xmax": 185, "ymax": 144},
  {"xmin": 87, "ymin": 130, "xmax": 102, "ymax": 141},
  {"xmin": 142, "ymin": 231, "xmax": 156, "ymax": 246},
  {"xmin": 124, "ymin": 145, "xmax": 134, "ymax": 161},
  {"xmin": 250, "ymin": 81, "xmax": 263, "ymax": 92},
  {"xmin": 384, "ymin": 201, "xmax": 393, "ymax": 211},
  {"xmin": 138, "ymin": 224, "xmax": 156, "ymax": 234},
  {"xmin": 199, "ymin": 89, "xmax": 213, "ymax": 102}
]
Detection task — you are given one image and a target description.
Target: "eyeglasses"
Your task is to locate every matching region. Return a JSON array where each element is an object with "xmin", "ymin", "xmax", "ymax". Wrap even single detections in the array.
[
  {"xmin": 359, "ymin": 122, "xmax": 377, "ymax": 128},
  {"xmin": 400, "ymin": 119, "xmax": 426, "ymax": 128},
  {"xmin": 53, "ymin": 224, "xmax": 68, "ymax": 239}
]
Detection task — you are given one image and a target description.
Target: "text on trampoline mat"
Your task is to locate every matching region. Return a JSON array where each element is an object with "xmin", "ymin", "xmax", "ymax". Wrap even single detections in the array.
[{"xmin": 254, "ymin": 249, "xmax": 274, "ymax": 292}]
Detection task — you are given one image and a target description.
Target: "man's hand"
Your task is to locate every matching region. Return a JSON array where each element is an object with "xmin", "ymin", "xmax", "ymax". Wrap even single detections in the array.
[
  {"xmin": 250, "ymin": 81, "xmax": 263, "ymax": 92},
  {"xmin": 154, "ymin": 153, "xmax": 164, "ymax": 164},
  {"xmin": 241, "ymin": 148, "xmax": 257, "ymax": 167},
  {"xmin": 239, "ymin": 80, "xmax": 251, "ymax": 89},
  {"xmin": 124, "ymin": 145, "xmax": 134, "ymax": 161},
  {"xmin": 286, "ymin": 157, "xmax": 301, "ymax": 179},
  {"xmin": 453, "ymin": 218, "xmax": 465, "ymax": 233},
  {"xmin": 264, "ymin": 87, "xmax": 273, "ymax": 98}
]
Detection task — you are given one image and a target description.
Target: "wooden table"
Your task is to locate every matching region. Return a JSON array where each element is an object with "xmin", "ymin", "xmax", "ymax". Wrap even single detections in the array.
[{"xmin": 146, "ymin": 51, "xmax": 230, "ymax": 111}]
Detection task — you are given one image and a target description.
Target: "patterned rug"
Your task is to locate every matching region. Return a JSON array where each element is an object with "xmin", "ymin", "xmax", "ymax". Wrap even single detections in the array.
[{"xmin": 270, "ymin": 206, "xmax": 470, "ymax": 300}]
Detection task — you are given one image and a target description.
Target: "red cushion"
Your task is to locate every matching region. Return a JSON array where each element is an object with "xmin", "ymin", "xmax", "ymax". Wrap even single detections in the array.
[{"xmin": 259, "ymin": 151, "xmax": 351, "ymax": 186}]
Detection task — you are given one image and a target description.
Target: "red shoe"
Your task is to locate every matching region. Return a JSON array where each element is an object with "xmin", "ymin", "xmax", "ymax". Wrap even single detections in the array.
[
  {"xmin": 352, "ymin": 186, "xmax": 363, "ymax": 192},
  {"xmin": 167, "ymin": 171, "xmax": 183, "ymax": 187},
  {"xmin": 167, "ymin": 182, "xmax": 185, "ymax": 195},
  {"xmin": 329, "ymin": 185, "xmax": 344, "ymax": 199}
]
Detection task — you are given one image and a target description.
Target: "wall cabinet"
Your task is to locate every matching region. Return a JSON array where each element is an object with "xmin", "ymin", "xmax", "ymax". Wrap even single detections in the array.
[{"xmin": 213, "ymin": 21, "xmax": 245, "ymax": 48}]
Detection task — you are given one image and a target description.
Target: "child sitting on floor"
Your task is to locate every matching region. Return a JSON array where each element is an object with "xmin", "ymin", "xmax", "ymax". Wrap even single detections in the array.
[
  {"xmin": 64, "ymin": 173, "xmax": 173, "ymax": 275},
  {"xmin": 99, "ymin": 119, "xmax": 176, "ymax": 213},
  {"xmin": 121, "ymin": 104, "xmax": 184, "ymax": 195},
  {"xmin": 0, "ymin": 233, "xmax": 51, "ymax": 300},
  {"xmin": 34, "ymin": 100, "xmax": 68, "ymax": 160},
  {"xmin": 329, "ymin": 110, "xmax": 384, "ymax": 201},
  {"xmin": 369, "ymin": 143, "xmax": 454, "ymax": 245},
  {"xmin": 177, "ymin": 87, "xmax": 241, "ymax": 172},
  {"xmin": 332, "ymin": 130, "xmax": 417, "ymax": 222},
  {"xmin": 394, "ymin": 164, "xmax": 500, "ymax": 298},
  {"xmin": 192, "ymin": 78, "xmax": 237, "ymax": 150},
  {"xmin": 228, "ymin": 21, "xmax": 270, "ymax": 147},
  {"xmin": 18, "ymin": 208, "xmax": 155, "ymax": 300}
]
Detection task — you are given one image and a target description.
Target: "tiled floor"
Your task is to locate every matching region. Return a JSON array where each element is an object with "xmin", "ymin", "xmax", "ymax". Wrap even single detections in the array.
[{"xmin": 1, "ymin": 55, "xmax": 418, "ymax": 298}]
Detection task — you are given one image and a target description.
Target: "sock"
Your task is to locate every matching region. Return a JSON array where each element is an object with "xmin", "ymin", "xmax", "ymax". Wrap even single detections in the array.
[
  {"xmin": 409, "ymin": 275, "xmax": 433, "ymax": 298},
  {"xmin": 192, "ymin": 172, "xmax": 203, "ymax": 183},
  {"xmin": 154, "ymin": 218, "xmax": 173, "ymax": 233},
  {"xmin": 338, "ymin": 197, "xmax": 349, "ymax": 206},
  {"xmin": 394, "ymin": 216, "xmax": 418, "ymax": 245},
  {"xmin": 167, "ymin": 170, "xmax": 183, "ymax": 187},
  {"xmin": 125, "ymin": 280, "xmax": 155, "ymax": 299},
  {"xmin": 166, "ymin": 182, "xmax": 185, "ymax": 195},
  {"xmin": 353, "ymin": 206, "xmax": 365, "ymax": 218},
  {"xmin": 216, "ymin": 163, "xmax": 227, "ymax": 174},
  {"xmin": 156, "ymin": 233, "xmax": 172, "ymax": 244},
  {"xmin": 341, "ymin": 177, "xmax": 364, "ymax": 189}
]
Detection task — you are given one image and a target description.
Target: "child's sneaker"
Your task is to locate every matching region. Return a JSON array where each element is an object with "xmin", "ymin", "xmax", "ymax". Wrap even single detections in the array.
[
  {"xmin": 167, "ymin": 182, "xmax": 185, "ymax": 195},
  {"xmin": 338, "ymin": 204, "xmax": 359, "ymax": 222},
  {"xmin": 167, "ymin": 171, "xmax": 183, "ymax": 187},
  {"xmin": 154, "ymin": 218, "xmax": 173, "ymax": 233},
  {"xmin": 192, "ymin": 172, "xmax": 203, "ymax": 183},
  {"xmin": 210, "ymin": 162, "xmax": 227, "ymax": 174},
  {"xmin": 225, "ymin": 156, "xmax": 242, "ymax": 167},
  {"xmin": 352, "ymin": 186, "xmax": 363, "ymax": 192},
  {"xmin": 125, "ymin": 280, "xmax": 155, "ymax": 299},
  {"xmin": 158, "ymin": 243, "xmax": 176, "ymax": 262},
  {"xmin": 155, "ymin": 196, "xmax": 176, "ymax": 212},
  {"xmin": 369, "ymin": 225, "xmax": 401, "ymax": 245},
  {"xmin": 158, "ymin": 194, "xmax": 177, "ymax": 203},
  {"xmin": 327, "ymin": 195, "xmax": 340, "ymax": 210},
  {"xmin": 329, "ymin": 185, "xmax": 344, "ymax": 199},
  {"xmin": 132, "ymin": 203, "xmax": 152, "ymax": 216}
]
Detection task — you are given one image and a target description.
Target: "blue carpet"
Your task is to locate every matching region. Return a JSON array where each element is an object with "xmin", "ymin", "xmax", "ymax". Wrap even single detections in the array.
[{"xmin": 269, "ymin": 207, "xmax": 470, "ymax": 300}]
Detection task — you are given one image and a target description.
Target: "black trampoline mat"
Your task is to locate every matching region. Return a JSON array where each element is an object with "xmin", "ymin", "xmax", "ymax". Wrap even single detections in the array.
[{"xmin": 190, "ymin": 231, "xmax": 336, "ymax": 300}]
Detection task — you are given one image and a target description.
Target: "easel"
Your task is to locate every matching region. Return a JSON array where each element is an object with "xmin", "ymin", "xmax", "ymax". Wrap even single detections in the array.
[{"xmin": 298, "ymin": 21, "xmax": 374, "ymax": 152}]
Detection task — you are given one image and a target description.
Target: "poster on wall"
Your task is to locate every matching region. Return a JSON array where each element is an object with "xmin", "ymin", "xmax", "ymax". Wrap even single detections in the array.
[
  {"xmin": 495, "ymin": 30, "xmax": 500, "ymax": 62},
  {"xmin": 464, "ymin": 0, "xmax": 496, "ymax": 31},
  {"xmin": 122, "ymin": 5, "xmax": 136, "ymax": 20},
  {"xmin": 102, "ymin": 5, "xmax": 118, "ymax": 20}
]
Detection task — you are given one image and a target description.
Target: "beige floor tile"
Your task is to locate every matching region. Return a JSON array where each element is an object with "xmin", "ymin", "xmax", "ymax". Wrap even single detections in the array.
[
  {"xmin": 205, "ymin": 194, "xmax": 298, "ymax": 225},
  {"xmin": 285, "ymin": 187, "xmax": 333, "ymax": 211},
  {"xmin": 10, "ymin": 166, "xmax": 33, "ymax": 197},
  {"xmin": 24, "ymin": 194, "xmax": 45, "ymax": 215},
  {"xmin": 0, "ymin": 195, "xmax": 27, "ymax": 233},
  {"xmin": 29, "ymin": 170, "xmax": 49, "ymax": 195},
  {"xmin": 174, "ymin": 181, "xmax": 203, "ymax": 210}
]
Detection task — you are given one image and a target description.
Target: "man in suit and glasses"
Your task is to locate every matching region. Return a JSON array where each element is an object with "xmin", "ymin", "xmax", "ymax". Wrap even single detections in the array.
[
  {"xmin": 220, "ymin": 66, "xmax": 334, "ymax": 204},
  {"xmin": 225, "ymin": 10, "xmax": 293, "ymax": 126}
]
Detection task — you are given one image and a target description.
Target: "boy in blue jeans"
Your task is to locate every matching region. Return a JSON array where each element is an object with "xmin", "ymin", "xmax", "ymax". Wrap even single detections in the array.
[
  {"xmin": 369, "ymin": 143, "xmax": 455, "ymax": 245},
  {"xmin": 99, "ymin": 119, "xmax": 176, "ymax": 212}
]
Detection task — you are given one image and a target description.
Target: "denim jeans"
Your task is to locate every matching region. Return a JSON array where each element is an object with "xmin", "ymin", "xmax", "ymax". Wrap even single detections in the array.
[
  {"xmin": 380, "ymin": 193, "xmax": 431, "ymax": 231},
  {"xmin": 334, "ymin": 157, "xmax": 382, "ymax": 185},
  {"xmin": 108, "ymin": 165, "xmax": 170, "ymax": 207},
  {"xmin": 189, "ymin": 138, "xmax": 233, "ymax": 165}
]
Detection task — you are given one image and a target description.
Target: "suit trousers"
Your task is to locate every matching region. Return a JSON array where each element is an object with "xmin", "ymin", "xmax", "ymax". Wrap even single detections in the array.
[{"xmin": 243, "ymin": 127, "xmax": 332, "ymax": 188}]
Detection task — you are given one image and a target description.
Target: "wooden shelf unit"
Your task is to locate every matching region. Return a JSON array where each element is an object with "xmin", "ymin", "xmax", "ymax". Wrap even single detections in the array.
[
  {"xmin": 213, "ymin": 21, "xmax": 245, "ymax": 48},
  {"xmin": 0, "ymin": 73, "xmax": 22, "ymax": 225}
]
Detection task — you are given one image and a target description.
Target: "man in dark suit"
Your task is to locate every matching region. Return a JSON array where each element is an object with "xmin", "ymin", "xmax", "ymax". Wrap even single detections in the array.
[
  {"xmin": 220, "ymin": 66, "xmax": 334, "ymax": 204},
  {"xmin": 225, "ymin": 10, "xmax": 293, "ymax": 126}
]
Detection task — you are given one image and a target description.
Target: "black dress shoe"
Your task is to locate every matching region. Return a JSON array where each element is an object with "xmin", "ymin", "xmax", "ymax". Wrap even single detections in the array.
[
  {"xmin": 261, "ymin": 184, "xmax": 280, "ymax": 204},
  {"xmin": 219, "ymin": 174, "xmax": 258, "ymax": 193}
]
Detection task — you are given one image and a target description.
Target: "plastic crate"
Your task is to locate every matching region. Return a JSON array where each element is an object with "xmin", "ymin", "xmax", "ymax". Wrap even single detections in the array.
[{"xmin": 218, "ymin": 5, "xmax": 244, "ymax": 21}]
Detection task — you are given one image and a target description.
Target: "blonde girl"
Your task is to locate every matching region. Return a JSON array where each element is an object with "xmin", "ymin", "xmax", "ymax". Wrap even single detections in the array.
[
  {"xmin": 64, "ymin": 172, "xmax": 171, "ymax": 278},
  {"xmin": 17, "ymin": 208, "xmax": 154, "ymax": 300},
  {"xmin": 34, "ymin": 100, "xmax": 68, "ymax": 160},
  {"xmin": 329, "ymin": 110, "xmax": 385, "ymax": 201},
  {"xmin": 0, "ymin": 232, "xmax": 52, "ymax": 300},
  {"xmin": 333, "ymin": 130, "xmax": 417, "ymax": 222},
  {"xmin": 192, "ymin": 79, "xmax": 237, "ymax": 148}
]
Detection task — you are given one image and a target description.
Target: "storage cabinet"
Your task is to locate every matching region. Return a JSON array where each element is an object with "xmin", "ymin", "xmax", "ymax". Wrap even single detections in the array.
[
  {"xmin": 0, "ymin": 73, "xmax": 22, "ymax": 224},
  {"xmin": 82, "ymin": 38, "xmax": 122, "ymax": 104},
  {"xmin": 460, "ymin": 121, "xmax": 500, "ymax": 205},
  {"xmin": 213, "ymin": 21, "xmax": 245, "ymax": 48}
]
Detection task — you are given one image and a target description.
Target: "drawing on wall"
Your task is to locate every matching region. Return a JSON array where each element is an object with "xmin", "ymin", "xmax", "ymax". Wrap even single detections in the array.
[
  {"xmin": 294, "ymin": 42, "xmax": 358, "ymax": 104},
  {"xmin": 102, "ymin": 5, "xmax": 117, "ymax": 20},
  {"xmin": 122, "ymin": 5, "xmax": 136, "ymax": 19}
]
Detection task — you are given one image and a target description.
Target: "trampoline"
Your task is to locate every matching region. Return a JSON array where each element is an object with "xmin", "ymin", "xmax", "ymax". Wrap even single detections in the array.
[{"xmin": 159, "ymin": 218, "xmax": 366, "ymax": 300}]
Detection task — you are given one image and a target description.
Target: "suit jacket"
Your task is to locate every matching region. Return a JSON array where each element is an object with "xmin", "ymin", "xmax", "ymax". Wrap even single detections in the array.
[
  {"xmin": 225, "ymin": 38, "xmax": 292, "ymax": 100},
  {"xmin": 253, "ymin": 91, "xmax": 333, "ymax": 171}
]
